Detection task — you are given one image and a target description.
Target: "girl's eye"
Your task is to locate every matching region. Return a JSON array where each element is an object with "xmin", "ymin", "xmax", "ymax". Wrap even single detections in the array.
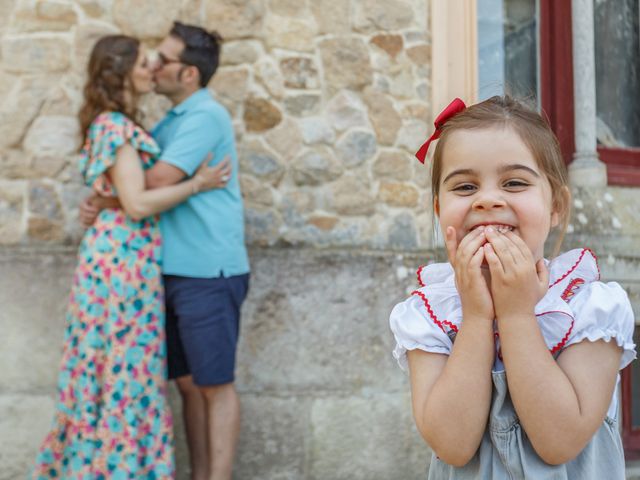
[
  {"xmin": 452, "ymin": 184, "xmax": 476, "ymax": 193},
  {"xmin": 503, "ymin": 180, "xmax": 530, "ymax": 188}
]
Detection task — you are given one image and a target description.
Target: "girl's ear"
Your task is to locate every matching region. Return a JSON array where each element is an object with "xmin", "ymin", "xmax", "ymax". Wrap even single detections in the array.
[{"xmin": 551, "ymin": 186, "xmax": 571, "ymax": 228}]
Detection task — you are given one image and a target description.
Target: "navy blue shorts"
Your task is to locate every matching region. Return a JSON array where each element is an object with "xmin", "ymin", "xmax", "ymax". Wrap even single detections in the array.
[{"xmin": 164, "ymin": 273, "xmax": 249, "ymax": 386}]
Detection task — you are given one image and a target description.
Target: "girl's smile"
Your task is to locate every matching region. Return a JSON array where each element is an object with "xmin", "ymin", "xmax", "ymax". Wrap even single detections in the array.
[{"xmin": 435, "ymin": 126, "xmax": 560, "ymax": 262}]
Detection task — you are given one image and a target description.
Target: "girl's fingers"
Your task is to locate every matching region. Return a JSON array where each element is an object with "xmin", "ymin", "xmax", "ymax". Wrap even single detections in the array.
[
  {"xmin": 444, "ymin": 226, "xmax": 458, "ymax": 262},
  {"xmin": 485, "ymin": 227, "xmax": 518, "ymax": 266},
  {"xmin": 483, "ymin": 242, "xmax": 504, "ymax": 276},
  {"xmin": 469, "ymin": 244, "xmax": 485, "ymax": 270},
  {"xmin": 457, "ymin": 227, "xmax": 487, "ymax": 261},
  {"xmin": 503, "ymin": 230, "xmax": 531, "ymax": 263},
  {"xmin": 536, "ymin": 258, "xmax": 549, "ymax": 286}
]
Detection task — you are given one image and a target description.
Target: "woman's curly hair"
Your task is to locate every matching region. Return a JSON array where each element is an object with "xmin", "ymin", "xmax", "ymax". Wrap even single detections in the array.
[{"xmin": 78, "ymin": 35, "xmax": 141, "ymax": 145}]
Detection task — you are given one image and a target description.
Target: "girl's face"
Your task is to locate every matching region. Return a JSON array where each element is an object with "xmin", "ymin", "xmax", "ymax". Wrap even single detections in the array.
[
  {"xmin": 435, "ymin": 126, "xmax": 560, "ymax": 262},
  {"xmin": 129, "ymin": 46, "xmax": 155, "ymax": 95}
]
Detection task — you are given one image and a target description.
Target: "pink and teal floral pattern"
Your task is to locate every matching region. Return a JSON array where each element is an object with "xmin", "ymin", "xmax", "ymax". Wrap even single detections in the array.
[{"xmin": 32, "ymin": 112, "xmax": 174, "ymax": 479}]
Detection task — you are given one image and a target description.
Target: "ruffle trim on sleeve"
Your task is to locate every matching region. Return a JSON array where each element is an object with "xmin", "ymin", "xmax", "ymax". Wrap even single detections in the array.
[{"xmin": 79, "ymin": 112, "xmax": 161, "ymax": 195}]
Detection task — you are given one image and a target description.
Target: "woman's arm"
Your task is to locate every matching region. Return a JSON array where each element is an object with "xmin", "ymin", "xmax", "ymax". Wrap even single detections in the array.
[
  {"xmin": 408, "ymin": 317, "xmax": 494, "ymax": 467},
  {"xmin": 108, "ymin": 143, "xmax": 212, "ymax": 220}
]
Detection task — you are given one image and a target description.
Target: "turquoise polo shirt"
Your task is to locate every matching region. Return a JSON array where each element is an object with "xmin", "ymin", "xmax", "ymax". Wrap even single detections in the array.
[{"xmin": 152, "ymin": 88, "xmax": 250, "ymax": 278}]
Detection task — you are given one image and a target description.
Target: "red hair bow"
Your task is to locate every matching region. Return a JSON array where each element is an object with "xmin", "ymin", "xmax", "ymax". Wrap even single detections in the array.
[{"xmin": 415, "ymin": 98, "xmax": 466, "ymax": 163}]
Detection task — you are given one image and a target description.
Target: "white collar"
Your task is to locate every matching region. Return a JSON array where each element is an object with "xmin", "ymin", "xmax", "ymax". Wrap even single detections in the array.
[{"xmin": 411, "ymin": 248, "xmax": 600, "ymax": 354}]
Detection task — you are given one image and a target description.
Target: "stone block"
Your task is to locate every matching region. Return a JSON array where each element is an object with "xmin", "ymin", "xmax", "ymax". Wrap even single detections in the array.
[
  {"xmin": 236, "ymin": 250, "xmax": 406, "ymax": 392},
  {"xmin": 372, "ymin": 150, "xmax": 412, "ymax": 181},
  {"xmin": 0, "ymin": 252, "xmax": 74, "ymax": 392},
  {"xmin": 23, "ymin": 115, "xmax": 80, "ymax": 156},
  {"xmin": 221, "ymin": 39, "xmax": 263, "ymax": 65},
  {"xmin": 254, "ymin": 58, "xmax": 285, "ymax": 98},
  {"xmin": 210, "ymin": 67, "xmax": 250, "ymax": 103},
  {"xmin": 363, "ymin": 88, "xmax": 402, "ymax": 146},
  {"xmin": 318, "ymin": 37, "xmax": 373, "ymax": 95},
  {"xmin": 238, "ymin": 138, "xmax": 285, "ymax": 185},
  {"xmin": 310, "ymin": 0, "xmax": 350, "ymax": 34},
  {"xmin": 370, "ymin": 34, "xmax": 404, "ymax": 59},
  {"xmin": 326, "ymin": 91, "xmax": 370, "ymax": 133},
  {"xmin": 353, "ymin": 0, "xmax": 415, "ymax": 32},
  {"xmin": 113, "ymin": 0, "xmax": 181, "ymax": 39},
  {"xmin": 330, "ymin": 173, "xmax": 375, "ymax": 216},
  {"xmin": 397, "ymin": 119, "xmax": 429, "ymax": 153},
  {"xmin": 74, "ymin": 20, "xmax": 120, "ymax": 70},
  {"xmin": 336, "ymin": 129, "xmax": 377, "ymax": 168},
  {"xmin": 298, "ymin": 116, "xmax": 336, "ymax": 145},
  {"xmin": 204, "ymin": 0, "xmax": 265, "ymax": 40},
  {"xmin": 0, "ymin": 179, "xmax": 25, "ymax": 244},
  {"xmin": 292, "ymin": 146, "xmax": 344, "ymax": 186},
  {"xmin": 389, "ymin": 213, "xmax": 418, "ymax": 250},
  {"xmin": 9, "ymin": 0, "xmax": 77, "ymax": 33},
  {"xmin": 378, "ymin": 181, "xmax": 419, "ymax": 207},
  {"xmin": 234, "ymin": 395, "xmax": 310, "ymax": 480},
  {"xmin": 2, "ymin": 33, "xmax": 71, "ymax": 73},
  {"xmin": 244, "ymin": 206, "xmax": 282, "ymax": 246},
  {"xmin": 280, "ymin": 56, "xmax": 319, "ymax": 89},
  {"xmin": 308, "ymin": 393, "xmax": 428, "ymax": 480},
  {"xmin": 264, "ymin": 117, "xmax": 303, "ymax": 161},
  {"xmin": 240, "ymin": 174, "xmax": 274, "ymax": 207},
  {"xmin": 264, "ymin": 14, "xmax": 317, "ymax": 52},
  {"xmin": 407, "ymin": 44, "xmax": 431, "ymax": 65},
  {"xmin": 243, "ymin": 96, "xmax": 283, "ymax": 132},
  {"xmin": 283, "ymin": 93, "xmax": 320, "ymax": 117},
  {"xmin": 0, "ymin": 394, "xmax": 57, "ymax": 480}
]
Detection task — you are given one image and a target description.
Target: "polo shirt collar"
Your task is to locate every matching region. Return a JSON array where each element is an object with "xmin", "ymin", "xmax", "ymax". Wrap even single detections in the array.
[{"xmin": 169, "ymin": 88, "xmax": 209, "ymax": 116}]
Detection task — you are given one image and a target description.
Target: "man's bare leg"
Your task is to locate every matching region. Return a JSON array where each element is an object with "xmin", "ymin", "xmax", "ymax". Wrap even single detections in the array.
[
  {"xmin": 201, "ymin": 382, "xmax": 241, "ymax": 480},
  {"xmin": 176, "ymin": 375, "xmax": 209, "ymax": 480}
]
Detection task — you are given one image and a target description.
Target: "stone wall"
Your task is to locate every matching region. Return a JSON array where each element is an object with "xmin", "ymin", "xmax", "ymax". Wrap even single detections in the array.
[
  {"xmin": 2, "ymin": 1, "xmax": 640, "ymax": 479},
  {"xmin": 1, "ymin": 247, "xmax": 431, "ymax": 479},
  {"xmin": 0, "ymin": 0, "xmax": 433, "ymax": 251},
  {"xmin": 0, "ymin": 0, "xmax": 435, "ymax": 478}
]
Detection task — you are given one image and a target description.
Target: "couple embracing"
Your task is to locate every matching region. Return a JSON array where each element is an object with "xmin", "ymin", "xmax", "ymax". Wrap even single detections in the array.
[{"xmin": 32, "ymin": 22, "xmax": 249, "ymax": 480}]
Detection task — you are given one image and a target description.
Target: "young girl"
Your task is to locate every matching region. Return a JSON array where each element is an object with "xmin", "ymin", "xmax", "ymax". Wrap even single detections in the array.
[{"xmin": 390, "ymin": 95, "xmax": 635, "ymax": 479}]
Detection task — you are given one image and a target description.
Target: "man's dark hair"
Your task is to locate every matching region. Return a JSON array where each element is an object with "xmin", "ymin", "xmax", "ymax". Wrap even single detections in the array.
[{"xmin": 170, "ymin": 22, "xmax": 223, "ymax": 87}]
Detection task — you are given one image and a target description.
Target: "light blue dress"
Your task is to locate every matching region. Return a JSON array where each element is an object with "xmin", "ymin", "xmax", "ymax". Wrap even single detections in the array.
[{"xmin": 390, "ymin": 248, "xmax": 636, "ymax": 479}]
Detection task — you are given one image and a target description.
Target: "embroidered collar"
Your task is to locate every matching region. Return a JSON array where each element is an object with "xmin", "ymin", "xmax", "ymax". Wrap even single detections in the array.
[{"xmin": 411, "ymin": 248, "xmax": 600, "ymax": 354}]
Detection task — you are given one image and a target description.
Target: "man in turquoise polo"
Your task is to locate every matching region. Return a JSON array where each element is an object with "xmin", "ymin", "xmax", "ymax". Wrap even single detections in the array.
[{"xmin": 80, "ymin": 22, "xmax": 249, "ymax": 480}]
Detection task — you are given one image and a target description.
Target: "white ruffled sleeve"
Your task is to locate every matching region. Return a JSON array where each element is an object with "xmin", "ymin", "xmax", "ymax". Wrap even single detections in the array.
[
  {"xmin": 566, "ymin": 281, "xmax": 636, "ymax": 369},
  {"xmin": 389, "ymin": 294, "xmax": 453, "ymax": 371}
]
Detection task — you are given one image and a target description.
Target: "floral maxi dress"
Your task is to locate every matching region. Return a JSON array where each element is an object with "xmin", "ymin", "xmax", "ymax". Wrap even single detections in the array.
[{"xmin": 32, "ymin": 112, "xmax": 174, "ymax": 479}]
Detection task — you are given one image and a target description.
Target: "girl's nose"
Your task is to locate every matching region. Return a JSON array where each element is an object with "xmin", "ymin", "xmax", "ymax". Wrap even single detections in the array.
[{"xmin": 472, "ymin": 191, "xmax": 506, "ymax": 210}]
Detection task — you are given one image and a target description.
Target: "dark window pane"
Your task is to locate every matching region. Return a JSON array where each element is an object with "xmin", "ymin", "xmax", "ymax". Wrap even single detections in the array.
[
  {"xmin": 594, "ymin": 0, "xmax": 640, "ymax": 148},
  {"xmin": 478, "ymin": 0, "xmax": 538, "ymax": 102}
]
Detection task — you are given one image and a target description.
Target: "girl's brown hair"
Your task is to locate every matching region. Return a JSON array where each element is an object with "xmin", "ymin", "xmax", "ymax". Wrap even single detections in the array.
[
  {"xmin": 431, "ymin": 95, "xmax": 571, "ymax": 254},
  {"xmin": 78, "ymin": 35, "xmax": 140, "ymax": 144}
]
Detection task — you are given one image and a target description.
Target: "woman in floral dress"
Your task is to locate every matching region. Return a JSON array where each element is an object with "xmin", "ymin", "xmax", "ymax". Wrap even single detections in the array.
[{"xmin": 31, "ymin": 35, "xmax": 228, "ymax": 479}]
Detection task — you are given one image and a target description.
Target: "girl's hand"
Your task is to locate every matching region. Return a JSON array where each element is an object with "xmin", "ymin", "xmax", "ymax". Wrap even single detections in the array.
[
  {"xmin": 483, "ymin": 227, "xmax": 548, "ymax": 319},
  {"xmin": 445, "ymin": 226, "xmax": 494, "ymax": 322},
  {"xmin": 192, "ymin": 153, "xmax": 232, "ymax": 193}
]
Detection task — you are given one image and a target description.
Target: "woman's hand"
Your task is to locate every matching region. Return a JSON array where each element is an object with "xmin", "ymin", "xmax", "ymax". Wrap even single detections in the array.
[
  {"xmin": 192, "ymin": 153, "xmax": 232, "ymax": 193},
  {"xmin": 445, "ymin": 226, "xmax": 494, "ymax": 322},
  {"xmin": 483, "ymin": 227, "xmax": 548, "ymax": 320}
]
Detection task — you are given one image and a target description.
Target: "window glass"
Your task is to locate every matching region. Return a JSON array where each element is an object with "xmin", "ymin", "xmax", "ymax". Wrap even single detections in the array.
[
  {"xmin": 478, "ymin": 0, "xmax": 539, "ymax": 102},
  {"xmin": 594, "ymin": 0, "xmax": 640, "ymax": 148}
]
